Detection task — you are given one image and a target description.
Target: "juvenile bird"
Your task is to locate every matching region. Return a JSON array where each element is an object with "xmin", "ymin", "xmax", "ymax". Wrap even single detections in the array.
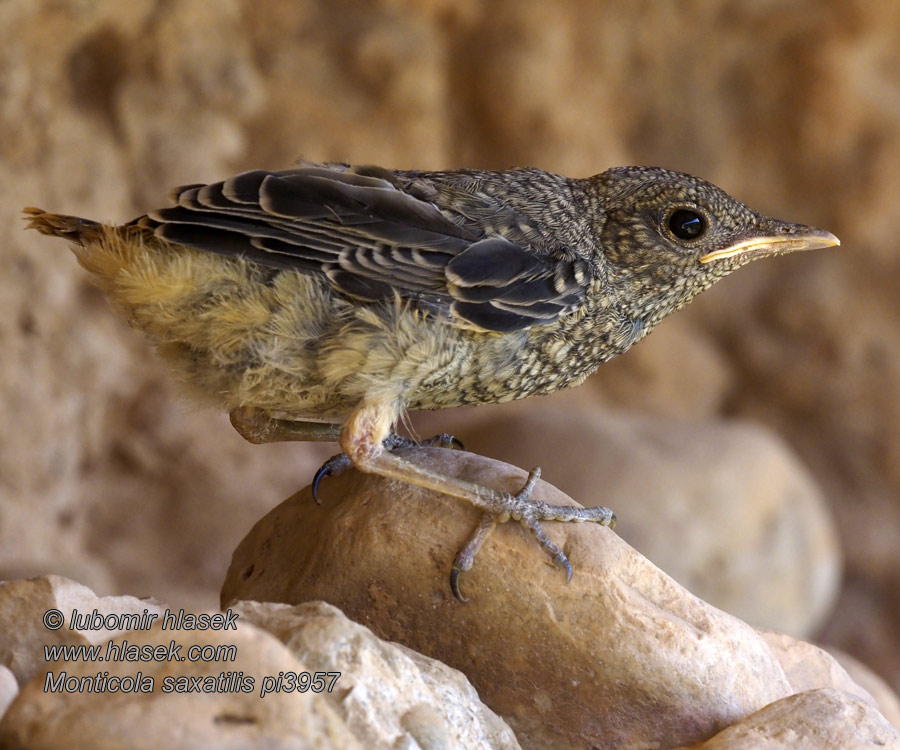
[{"xmin": 24, "ymin": 163, "xmax": 838, "ymax": 599}]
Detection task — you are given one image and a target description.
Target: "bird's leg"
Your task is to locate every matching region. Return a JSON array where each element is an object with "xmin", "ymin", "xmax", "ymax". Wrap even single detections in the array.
[
  {"xmin": 312, "ymin": 441, "xmax": 425, "ymax": 504},
  {"xmin": 341, "ymin": 400, "xmax": 616, "ymax": 601},
  {"xmin": 229, "ymin": 406, "xmax": 342, "ymax": 443},
  {"xmin": 230, "ymin": 407, "xmax": 354, "ymax": 504},
  {"xmin": 312, "ymin": 432, "xmax": 465, "ymax": 502},
  {"xmin": 229, "ymin": 406, "xmax": 463, "ymax": 503}
]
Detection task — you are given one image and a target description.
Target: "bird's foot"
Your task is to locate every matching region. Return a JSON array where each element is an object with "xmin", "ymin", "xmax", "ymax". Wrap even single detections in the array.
[
  {"xmin": 312, "ymin": 432, "xmax": 464, "ymax": 503},
  {"xmin": 335, "ymin": 400, "xmax": 614, "ymax": 602},
  {"xmin": 449, "ymin": 467, "xmax": 616, "ymax": 601}
]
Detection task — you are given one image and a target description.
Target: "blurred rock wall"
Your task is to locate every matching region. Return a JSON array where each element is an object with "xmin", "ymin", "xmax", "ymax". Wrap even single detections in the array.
[{"xmin": 2, "ymin": 0, "xmax": 899, "ymax": 688}]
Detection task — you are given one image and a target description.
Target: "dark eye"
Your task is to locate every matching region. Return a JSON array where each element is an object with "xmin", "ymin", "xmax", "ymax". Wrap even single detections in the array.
[{"xmin": 668, "ymin": 209, "xmax": 707, "ymax": 241}]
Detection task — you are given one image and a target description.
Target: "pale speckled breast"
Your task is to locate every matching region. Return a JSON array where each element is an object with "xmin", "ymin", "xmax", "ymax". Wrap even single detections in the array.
[{"xmin": 400, "ymin": 288, "xmax": 644, "ymax": 410}]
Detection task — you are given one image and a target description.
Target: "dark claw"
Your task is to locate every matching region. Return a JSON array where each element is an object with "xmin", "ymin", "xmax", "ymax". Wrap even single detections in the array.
[
  {"xmin": 311, "ymin": 431, "xmax": 462, "ymax": 505},
  {"xmin": 311, "ymin": 467, "xmax": 327, "ymax": 505},
  {"xmin": 311, "ymin": 465, "xmax": 329, "ymax": 505},
  {"xmin": 562, "ymin": 557, "xmax": 572, "ymax": 584},
  {"xmin": 449, "ymin": 566, "xmax": 468, "ymax": 603},
  {"xmin": 311, "ymin": 453, "xmax": 352, "ymax": 504}
]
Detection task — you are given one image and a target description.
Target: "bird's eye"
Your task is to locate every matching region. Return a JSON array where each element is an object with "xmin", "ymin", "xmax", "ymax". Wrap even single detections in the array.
[{"xmin": 667, "ymin": 209, "xmax": 707, "ymax": 241}]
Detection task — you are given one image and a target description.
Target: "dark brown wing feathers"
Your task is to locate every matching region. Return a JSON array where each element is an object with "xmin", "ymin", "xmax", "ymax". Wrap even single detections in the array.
[{"xmin": 144, "ymin": 166, "xmax": 586, "ymax": 332}]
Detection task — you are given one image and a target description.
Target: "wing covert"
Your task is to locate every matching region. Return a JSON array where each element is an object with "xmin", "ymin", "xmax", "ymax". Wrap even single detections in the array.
[{"xmin": 141, "ymin": 164, "xmax": 588, "ymax": 332}]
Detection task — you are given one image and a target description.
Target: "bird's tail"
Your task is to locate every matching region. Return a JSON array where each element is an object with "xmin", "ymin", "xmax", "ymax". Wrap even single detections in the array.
[
  {"xmin": 22, "ymin": 207, "xmax": 161, "ymax": 291},
  {"xmin": 22, "ymin": 208, "xmax": 108, "ymax": 245}
]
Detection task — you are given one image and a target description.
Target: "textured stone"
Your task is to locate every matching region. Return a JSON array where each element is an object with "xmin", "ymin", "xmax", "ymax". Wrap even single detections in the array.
[
  {"xmin": 223, "ymin": 450, "xmax": 802, "ymax": 749},
  {"xmin": 0, "ymin": 578, "xmax": 516, "ymax": 749},
  {"xmin": 0, "ymin": 576, "xmax": 166, "ymax": 684},
  {"xmin": 0, "ymin": 666, "xmax": 17, "ymax": 724},
  {"xmin": 756, "ymin": 629, "xmax": 879, "ymax": 705},
  {"xmin": 413, "ymin": 394, "xmax": 840, "ymax": 638},
  {"xmin": 673, "ymin": 689, "xmax": 900, "ymax": 749},
  {"xmin": 235, "ymin": 600, "xmax": 521, "ymax": 750},
  {"xmin": 0, "ymin": 618, "xmax": 361, "ymax": 750},
  {"xmin": 828, "ymin": 647, "xmax": 900, "ymax": 730}
]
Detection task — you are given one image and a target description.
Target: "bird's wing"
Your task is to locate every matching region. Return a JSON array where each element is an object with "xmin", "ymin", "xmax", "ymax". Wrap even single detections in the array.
[{"xmin": 138, "ymin": 166, "xmax": 588, "ymax": 333}]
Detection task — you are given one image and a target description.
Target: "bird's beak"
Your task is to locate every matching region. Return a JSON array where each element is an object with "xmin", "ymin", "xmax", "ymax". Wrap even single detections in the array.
[{"xmin": 699, "ymin": 221, "xmax": 840, "ymax": 264}]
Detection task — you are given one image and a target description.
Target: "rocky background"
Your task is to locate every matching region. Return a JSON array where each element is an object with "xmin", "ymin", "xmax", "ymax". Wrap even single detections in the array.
[{"xmin": 1, "ymin": 0, "xmax": 899, "ymax": 708}]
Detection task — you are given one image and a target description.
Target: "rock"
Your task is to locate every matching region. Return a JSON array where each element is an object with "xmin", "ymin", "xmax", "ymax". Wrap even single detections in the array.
[
  {"xmin": 756, "ymin": 629, "xmax": 879, "ymax": 706},
  {"xmin": 0, "ymin": 576, "xmax": 166, "ymax": 684},
  {"xmin": 673, "ymin": 688, "xmax": 900, "ymax": 749},
  {"xmin": 827, "ymin": 647, "xmax": 900, "ymax": 730},
  {"xmin": 0, "ymin": 576, "xmax": 517, "ymax": 748},
  {"xmin": 0, "ymin": 666, "xmax": 17, "ymax": 723},
  {"xmin": 0, "ymin": 618, "xmax": 361, "ymax": 750},
  {"xmin": 818, "ymin": 583, "xmax": 900, "ymax": 706},
  {"xmin": 234, "ymin": 600, "xmax": 521, "ymax": 750},
  {"xmin": 223, "ymin": 449, "xmax": 802, "ymax": 749},
  {"xmin": 412, "ymin": 396, "xmax": 840, "ymax": 638}
]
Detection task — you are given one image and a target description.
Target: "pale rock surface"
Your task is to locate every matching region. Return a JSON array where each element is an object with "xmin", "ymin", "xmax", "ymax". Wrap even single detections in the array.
[
  {"xmin": 0, "ymin": 666, "xmax": 17, "ymax": 722},
  {"xmin": 756, "ymin": 628, "xmax": 880, "ymax": 706},
  {"xmin": 223, "ymin": 449, "xmax": 803, "ymax": 749},
  {"xmin": 0, "ymin": 577, "xmax": 518, "ymax": 749},
  {"xmin": 827, "ymin": 647, "xmax": 900, "ymax": 730},
  {"xmin": 0, "ymin": 575, "xmax": 166, "ymax": 684},
  {"xmin": 413, "ymin": 394, "xmax": 840, "ymax": 638},
  {"xmin": 235, "ymin": 600, "xmax": 521, "ymax": 750},
  {"xmin": 0, "ymin": 618, "xmax": 361, "ymax": 750},
  {"xmin": 673, "ymin": 688, "xmax": 900, "ymax": 749}
]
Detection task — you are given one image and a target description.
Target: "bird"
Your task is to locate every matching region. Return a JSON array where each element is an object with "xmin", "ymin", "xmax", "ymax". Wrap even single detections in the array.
[{"xmin": 24, "ymin": 163, "xmax": 839, "ymax": 600}]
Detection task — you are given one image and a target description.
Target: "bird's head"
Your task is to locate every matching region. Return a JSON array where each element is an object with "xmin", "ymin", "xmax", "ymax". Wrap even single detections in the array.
[{"xmin": 588, "ymin": 166, "xmax": 839, "ymax": 323}]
